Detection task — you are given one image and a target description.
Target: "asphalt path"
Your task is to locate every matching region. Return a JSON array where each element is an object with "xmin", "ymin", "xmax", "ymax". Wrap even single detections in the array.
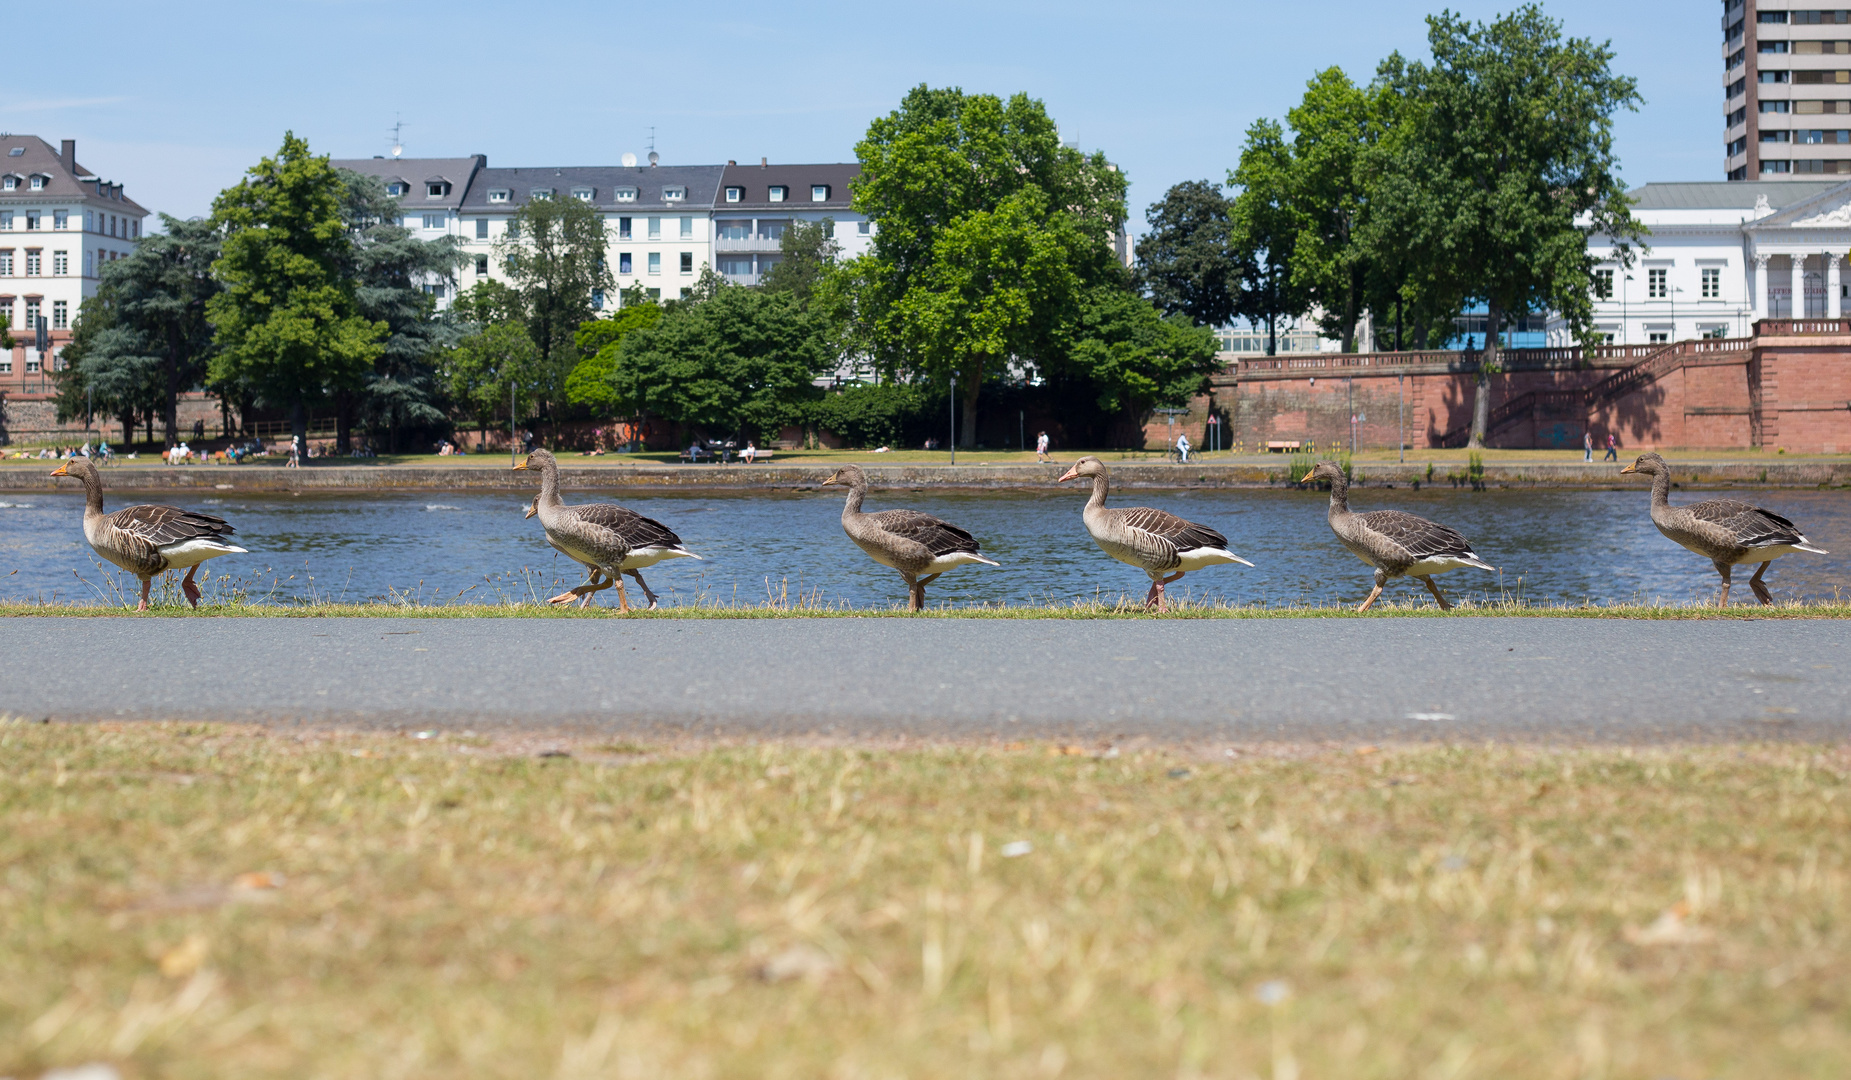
[{"xmin": 2, "ymin": 617, "xmax": 1847, "ymax": 742}]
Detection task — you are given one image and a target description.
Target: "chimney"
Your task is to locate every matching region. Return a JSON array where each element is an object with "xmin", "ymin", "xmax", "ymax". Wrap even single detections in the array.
[
  {"xmin": 760, "ymin": 157, "xmax": 768, "ymax": 168},
  {"xmin": 727, "ymin": 159, "xmax": 736, "ymax": 166},
  {"xmin": 61, "ymin": 139, "xmax": 76, "ymax": 174}
]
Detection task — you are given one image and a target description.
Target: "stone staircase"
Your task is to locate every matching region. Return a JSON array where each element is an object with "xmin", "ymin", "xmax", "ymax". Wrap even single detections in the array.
[{"xmin": 1437, "ymin": 340, "xmax": 1713, "ymax": 448}]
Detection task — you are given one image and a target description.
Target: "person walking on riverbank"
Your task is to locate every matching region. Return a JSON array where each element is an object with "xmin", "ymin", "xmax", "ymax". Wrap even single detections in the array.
[
  {"xmin": 1584, "ymin": 431, "xmax": 1593, "ymax": 462},
  {"xmin": 1036, "ymin": 431, "xmax": 1050, "ymax": 463},
  {"xmin": 1604, "ymin": 433, "xmax": 1618, "ymax": 462},
  {"xmin": 287, "ymin": 436, "xmax": 301, "ymax": 469}
]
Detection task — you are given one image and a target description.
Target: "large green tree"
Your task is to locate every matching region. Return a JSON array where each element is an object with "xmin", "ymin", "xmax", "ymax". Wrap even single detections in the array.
[
  {"xmin": 608, "ymin": 277, "xmax": 829, "ymax": 442},
  {"xmin": 1134, "ymin": 180, "xmax": 1238, "ymax": 329},
  {"xmin": 1384, "ymin": 5, "xmax": 1643, "ymax": 445},
  {"xmin": 337, "ymin": 169, "xmax": 469, "ymax": 452},
  {"xmin": 1284, "ymin": 67, "xmax": 1389, "ymax": 353},
  {"xmin": 440, "ymin": 321, "xmax": 541, "ymax": 447},
  {"xmin": 57, "ymin": 214, "xmax": 223, "ymax": 445},
  {"xmin": 852, "ymin": 85, "xmax": 1128, "ymax": 446},
  {"xmin": 1228, "ymin": 121, "xmax": 1308, "ymax": 356},
  {"xmin": 1064, "ymin": 287, "xmax": 1221, "ymax": 443},
  {"xmin": 564, "ymin": 286, "xmax": 664, "ymax": 432},
  {"xmin": 760, "ymin": 219, "xmax": 840, "ymax": 305},
  {"xmin": 495, "ymin": 191, "xmax": 613, "ymax": 420},
  {"xmin": 207, "ymin": 132, "xmax": 385, "ymax": 454}
]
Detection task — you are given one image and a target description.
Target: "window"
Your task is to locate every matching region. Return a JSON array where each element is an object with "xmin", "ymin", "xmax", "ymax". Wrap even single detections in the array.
[
  {"xmin": 530, "ymin": 188, "xmax": 553, "ymax": 200},
  {"xmin": 680, "ymin": 252, "xmax": 693, "ymax": 274},
  {"xmin": 475, "ymin": 255, "xmax": 489, "ymax": 275},
  {"xmin": 1763, "ymin": 159, "xmax": 1793, "ymax": 173},
  {"xmin": 25, "ymin": 250, "xmax": 40, "ymax": 275},
  {"xmin": 663, "ymin": 187, "xmax": 685, "ymax": 202},
  {"xmin": 615, "ymin": 187, "xmax": 637, "ymax": 203},
  {"xmin": 53, "ymin": 210, "xmax": 68, "ymax": 229},
  {"xmin": 1762, "ymin": 100, "xmax": 1791, "ymax": 113},
  {"xmin": 387, "ymin": 182, "xmax": 406, "ymax": 196},
  {"xmin": 811, "ymin": 185, "xmax": 830, "ymax": 201},
  {"xmin": 1593, "ymin": 268, "xmax": 1614, "ymax": 298},
  {"xmin": 0, "ymin": 211, "xmax": 10, "ymax": 229},
  {"xmin": 679, "ymin": 215, "xmax": 692, "ymax": 238},
  {"xmin": 422, "ymin": 213, "xmax": 445, "ymax": 230},
  {"xmin": 619, "ymin": 252, "xmax": 633, "ymax": 274},
  {"xmin": 107, "ymin": 215, "xmax": 114, "ymax": 236},
  {"xmin": 130, "ymin": 219, "xmax": 140, "ymax": 239},
  {"xmin": 422, "ymin": 283, "xmax": 446, "ymax": 299},
  {"xmin": 1728, "ymin": 137, "xmax": 1748, "ymax": 156},
  {"xmin": 1764, "ymin": 130, "xmax": 1792, "ymax": 142},
  {"xmin": 24, "ymin": 299, "xmax": 39, "ymax": 334},
  {"xmin": 1727, "ymin": 77, "xmax": 1747, "ymax": 98},
  {"xmin": 1704, "ymin": 325, "xmax": 1729, "ymax": 339},
  {"xmin": 52, "ymin": 300, "xmax": 67, "ymax": 329},
  {"xmin": 768, "ymin": 185, "xmax": 787, "ymax": 202},
  {"xmin": 427, "ymin": 182, "xmax": 449, "ymax": 197},
  {"xmin": 1795, "ymin": 69, "xmax": 1851, "ymax": 83},
  {"xmin": 475, "ymin": 218, "xmax": 489, "ymax": 239},
  {"xmin": 1793, "ymin": 9, "xmax": 1851, "ymax": 23},
  {"xmin": 29, "ymin": 175, "xmax": 44, "ymax": 190},
  {"xmin": 572, "ymin": 187, "xmax": 595, "ymax": 201},
  {"xmin": 0, "ymin": 250, "xmax": 10, "ymax": 275},
  {"xmin": 1761, "ymin": 40, "xmax": 1790, "ymax": 53},
  {"xmin": 1647, "ymin": 268, "xmax": 1668, "ymax": 298},
  {"xmin": 53, "ymin": 251, "xmax": 67, "ymax": 275},
  {"xmin": 758, "ymin": 220, "xmax": 787, "ymax": 241},
  {"xmin": 648, "ymin": 217, "xmax": 661, "ymax": 239},
  {"xmin": 647, "ymin": 252, "xmax": 661, "ymax": 275},
  {"xmin": 725, "ymin": 187, "xmax": 742, "ymax": 202},
  {"xmin": 593, "ymin": 290, "xmax": 604, "ymax": 310},
  {"xmin": 0, "ymin": 176, "xmax": 12, "ymax": 191},
  {"xmin": 647, "ymin": 288, "xmax": 660, "ymax": 301},
  {"xmin": 1648, "ymin": 331, "xmax": 1669, "ymax": 344},
  {"xmin": 1760, "ymin": 10, "xmax": 1788, "ymax": 21},
  {"xmin": 1727, "ymin": 47, "xmax": 1746, "ymax": 68},
  {"xmin": 25, "ymin": 211, "xmax": 40, "ymax": 230},
  {"xmin": 618, "ymin": 216, "xmax": 632, "ymax": 240},
  {"xmin": 488, "ymin": 189, "xmax": 510, "ymax": 203},
  {"xmin": 717, "ymin": 256, "xmax": 752, "ymax": 277},
  {"xmin": 1701, "ymin": 267, "xmax": 1722, "ymax": 298},
  {"xmin": 719, "ymin": 222, "xmax": 750, "ymax": 240},
  {"xmin": 1761, "ymin": 70, "xmax": 1792, "ymax": 83},
  {"xmin": 857, "ymin": 220, "xmax": 871, "ymax": 235}
]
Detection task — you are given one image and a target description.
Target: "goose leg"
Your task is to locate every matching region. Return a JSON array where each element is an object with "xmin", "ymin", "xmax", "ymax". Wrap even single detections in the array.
[
  {"xmin": 1715, "ymin": 560, "xmax": 1733, "ymax": 608},
  {"xmin": 137, "ymin": 577, "xmax": 152, "ymax": 612},
  {"xmin": 625, "ymin": 569, "xmax": 661, "ymax": 610},
  {"xmin": 577, "ymin": 572, "xmax": 617, "ymax": 609},
  {"xmin": 1153, "ymin": 571, "xmax": 1184, "ymax": 613},
  {"xmin": 611, "ymin": 571, "xmax": 632, "ymax": 614},
  {"xmin": 902, "ymin": 575, "xmax": 922, "ymax": 612},
  {"xmin": 181, "ymin": 566, "xmax": 203, "ymax": 609},
  {"xmin": 1749, "ymin": 561, "xmax": 1773, "ymax": 606},
  {"xmin": 1143, "ymin": 579, "xmax": 1161, "ymax": 607},
  {"xmin": 1357, "ymin": 568, "xmax": 1386, "ymax": 612},
  {"xmin": 1419, "ymin": 576, "xmax": 1452, "ymax": 611},
  {"xmin": 549, "ymin": 568, "xmax": 607, "ymax": 606}
]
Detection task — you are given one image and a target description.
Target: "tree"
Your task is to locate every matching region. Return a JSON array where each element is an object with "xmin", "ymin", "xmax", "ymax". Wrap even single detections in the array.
[
  {"xmin": 55, "ymin": 295, "xmax": 165, "ymax": 445},
  {"xmin": 852, "ymin": 85, "xmax": 1128, "ymax": 446},
  {"xmin": 495, "ymin": 191, "xmax": 613, "ymax": 420},
  {"xmin": 207, "ymin": 132, "xmax": 385, "ymax": 455},
  {"xmin": 1064, "ymin": 287, "xmax": 1221, "ymax": 442},
  {"xmin": 1385, "ymin": 5, "xmax": 1644, "ymax": 445},
  {"xmin": 609, "ymin": 279, "xmax": 829, "ymax": 442},
  {"xmin": 1228, "ymin": 120, "xmax": 1308, "ymax": 356},
  {"xmin": 760, "ymin": 219, "xmax": 840, "ymax": 304},
  {"xmin": 440, "ymin": 321, "xmax": 541, "ymax": 446},
  {"xmin": 338, "ymin": 169, "xmax": 469, "ymax": 452},
  {"xmin": 1135, "ymin": 180, "xmax": 1238, "ymax": 328},
  {"xmin": 1285, "ymin": 67, "xmax": 1388, "ymax": 353},
  {"xmin": 805, "ymin": 382, "xmax": 932, "ymax": 448},
  {"xmin": 56, "ymin": 214, "xmax": 222, "ymax": 445},
  {"xmin": 564, "ymin": 286, "xmax": 663, "ymax": 424}
]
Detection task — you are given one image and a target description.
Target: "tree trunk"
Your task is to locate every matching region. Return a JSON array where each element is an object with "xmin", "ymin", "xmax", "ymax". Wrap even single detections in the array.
[
  {"xmin": 291, "ymin": 400, "xmax": 308, "ymax": 464},
  {"xmin": 162, "ymin": 341, "xmax": 179, "ymax": 448},
  {"xmin": 335, "ymin": 390, "xmax": 352, "ymax": 455},
  {"xmin": 1341, "ymin": 268, "xmax": 1360, "ymax": 353},
  {"xmin": 959, "ymin": 362, "xmax": 981, "ymax": 448},
  {"xmin": 1467, "ymin": 296, "xmax": 1501, "ymax": 449},
  {"xmin": 120, "ymin": 410, "xmax": 135, "ymax": 448},
  {"xmin": 1266, "ymin": 313, "xmax": 1277, "ymax": 356}
]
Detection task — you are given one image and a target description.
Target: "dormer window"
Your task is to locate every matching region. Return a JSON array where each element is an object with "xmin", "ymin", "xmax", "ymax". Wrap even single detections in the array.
[
  {"xmin": 725, "ymin": 187, "xmax": 742, "ymax": 202},
  {"xmin": 530, "ymin": 188, "xmax": 554, "ymax": 200},
  {"xmin": 426, "ymin": 181, "xmax": 450, "ymax": 198},
  {"xmin": 811, "ymin": 185, "xmax": 830, "ymax": 202},
  {"xmin": 1, "ymin": 176, "xmax": 15, "ymax": 191},
  {"xmin": 488, "ymin": 189, "xmax": 510, "ymax": 203},
  {"xmin": 615, "ymin": 187, "xmax": 637, "ymax": 202},
  {"xmin": 572, "ymin": 187, "xmax": 595, "ymax": 201},
  {"xmin": 768, "ymin": 185, "xmax": 787, "ymax": 202},
  {"xmin": 30, "ymin": 175, "xmax": 46, "ymax": 191},
  {"xmin": 386, "ymin": 181, "xmax": 407, "ymax": 196},
  {"xmin": 663, "ymin": 187, "xmax": 686, "ymax": 201}
]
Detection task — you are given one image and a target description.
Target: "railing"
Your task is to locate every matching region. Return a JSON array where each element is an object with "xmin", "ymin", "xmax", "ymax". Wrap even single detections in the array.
[
  {"xmin": 1753, "ymin": 318, "xmax": 1851, "ymax": 336},
  {"xmin": 1234, "ymin": 337, "xmax": 1744, "ymax": 379},
  {"xmin": 712, "ymin": 235, "xmax": 784, "ymax": 253},
  {"xmin": 248, "ymin": 418, "xmax": 339, "ymax": 440}
]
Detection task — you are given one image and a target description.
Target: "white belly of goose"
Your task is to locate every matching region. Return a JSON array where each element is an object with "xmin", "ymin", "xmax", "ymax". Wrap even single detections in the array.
[
  {"xmin": 158, "ymin": 538, "xmax": 248, "ymax": 568},
  {"xmin": 622, "ymin": 546, "xmax": 701, "ymax": 571},
  {"xmin": 925, "ymin": 550, "xmax": 999, "ymax": 573},
  {"xmin": 1404, "ymin": 554, "xmax": 1487, "ymax": 578},
  {"xmin": 1177, "ymin": 546, "xmax": 1254, "ymax": 572}
]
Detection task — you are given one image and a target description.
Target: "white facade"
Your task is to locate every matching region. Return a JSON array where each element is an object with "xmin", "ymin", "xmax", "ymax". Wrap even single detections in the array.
[
  {"xmin": 0, "ymin": 136, "xmax": 148, "ymax": 379},
  {"xmin": 1586, "ymin": 179, "xmax": 1851, "ymax": 344}
]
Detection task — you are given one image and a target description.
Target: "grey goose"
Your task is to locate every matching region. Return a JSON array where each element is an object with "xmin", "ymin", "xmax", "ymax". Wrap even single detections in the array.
[
  {"xmin": 514, "ymin": 448, "xmax": 700, "ymax": 610},
  {"xmin": 1620, "ymin": 452, "xmax": 1827, "ymax": 606},
  {"xmin": 51, "ymin": 457, "xmax": 247, "ymax": 610},
  {"xmin": 1056, "ymin": 456, "xmax": 1251, "ymax": 611},
  {"xmin": 1302, "ymin": 460, "xmax": 1493, "ymax": 611},
  {"xmin": 824, "ymin": 464, "xmax": 998, "ymax": 610}
]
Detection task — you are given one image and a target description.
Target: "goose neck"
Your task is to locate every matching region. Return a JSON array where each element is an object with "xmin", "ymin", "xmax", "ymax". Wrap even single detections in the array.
[
  {"xmin": 536, "ymin": 458, "xmax": 562, "ymax": 505},
  {"xmin": 1324, "ymin": 470, "xmax": 1352, "ymax": 517},
  {"xmin": 840, "ymin": 476, "xmax": 868, "ymax": 517},
  {"xmin": 77, "ymin": 469, "xmax": 105, "ymax": 516},
  {"xmin": 1649, "ymin": 467, "xmax": 1672, "ymax": 511},
  {"xmin": 1085, "ymin": 471, "xmax": 1109, "ymax": 512}
]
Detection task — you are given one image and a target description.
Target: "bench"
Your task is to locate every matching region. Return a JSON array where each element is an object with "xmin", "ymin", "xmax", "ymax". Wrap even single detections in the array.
[
  {"xmin": 736, "ymin": 449, "xmax": 774, "ymax": 463},
  {"xmin": 1266, "ymin": 440, "xmax": 1302, "ymax": 453}
]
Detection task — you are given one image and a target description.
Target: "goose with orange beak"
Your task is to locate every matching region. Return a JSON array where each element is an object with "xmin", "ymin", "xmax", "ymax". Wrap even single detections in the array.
[
  {"xmin": 1056, "ymin": 456, "xmax": 1251, "ymax": 611},
  {"xmin": 823, "ymin": 464, "xmax": 998, "ymax": 610},
  {"xmin": 50, "ymin": 456, "xmax": 246, "ymax": 610},
  {"xmin": 515, "ymin": 448, "xmax": 700, "ymax": 610},
  {"xmin": 1621, "ymin": 451, "xmax": 1826, "ymax": 606},
  {"xmin": 1299, "ymin": 460, "xmax": 1492, "ymax": 611}
]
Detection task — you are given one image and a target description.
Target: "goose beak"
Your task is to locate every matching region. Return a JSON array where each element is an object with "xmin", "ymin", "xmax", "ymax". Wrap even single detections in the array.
[
  {"xmin": 50, "ymin": 463, "xmax": 69, "ymax": 477},
  {"xmin": 512, "ymin": 459, "xmax": 529, "ymax": 471},
  {"xmin": 821, "ymin": 474, "xmax": 837, "ymax": 486},
  {"xmin": 1618, "ymin": 464, "xmax": 1635, "ymax": 474},
  {"xmin": 1056, "ymin": 466, "xmax": 1080, "ymax": 483}
]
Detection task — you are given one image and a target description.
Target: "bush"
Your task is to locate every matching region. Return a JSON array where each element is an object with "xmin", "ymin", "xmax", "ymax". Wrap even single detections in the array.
[{"xmin": 805, "ymin": 383, "xmax": 934, "ymax": 447}]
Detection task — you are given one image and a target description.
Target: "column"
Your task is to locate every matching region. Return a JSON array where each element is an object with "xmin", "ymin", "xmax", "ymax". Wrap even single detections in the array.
[
  {"xmin": 1791, "ymin": 255, "xmax": 1805, "ymax": 320},
  {"xmin": 1830, "ymin": 254, "xmax": 1843, "ymax": 320},
  {"xmin": 1754, "ymin": 254, "xmax": 1770, "ymax": 325}
]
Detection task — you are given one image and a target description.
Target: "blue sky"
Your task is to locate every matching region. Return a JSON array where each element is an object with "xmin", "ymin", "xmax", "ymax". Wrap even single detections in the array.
[{"xmin": 6, "ymin": 0, "xmax": 1715, "ymax": 232}]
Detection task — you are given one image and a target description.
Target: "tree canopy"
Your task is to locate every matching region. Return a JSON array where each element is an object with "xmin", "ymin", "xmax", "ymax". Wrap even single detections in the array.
[{"xmin": 1134, "ymin": 180, "xmax": 1237, "ymax": 329}]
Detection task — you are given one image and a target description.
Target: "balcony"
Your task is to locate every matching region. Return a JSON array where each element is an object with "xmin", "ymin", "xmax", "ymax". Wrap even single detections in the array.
[{"xmin": 713, "ymin": 234, "xmax": 785, "ymax": 254}]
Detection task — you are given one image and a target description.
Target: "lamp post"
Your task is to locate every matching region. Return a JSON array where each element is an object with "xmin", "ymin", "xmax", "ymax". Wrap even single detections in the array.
[
  {"xmin": 948, "ymin": 372, "xmax": 956, "ymax": 465},
  {"xmin": 510, "ymin": 381, "xmax": 517, "ymax": 466}
]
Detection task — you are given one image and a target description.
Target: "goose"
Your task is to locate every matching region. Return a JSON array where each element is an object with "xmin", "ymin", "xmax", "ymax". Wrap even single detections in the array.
[
  {"xmin": 514, "ymin": 448, "xmax": 700, "ymax": 610},
  {"xmin": 50, "ymin": 456, "xmax": 246, "ymax": 611},
  {"xmin": 823, "ymin": 464, "xmax": 998, "ymax": 610},
  {"xmin": 1056, "ymin": 456, "xmax": 1251, "ymax": 611},
  {"xmin": 1301, "ymin": 460, "xmax": 1493, "ymax": 611},
  {"xmin": 1621, "ymin": 452, "xmax": 1827, "ymax": 606}
]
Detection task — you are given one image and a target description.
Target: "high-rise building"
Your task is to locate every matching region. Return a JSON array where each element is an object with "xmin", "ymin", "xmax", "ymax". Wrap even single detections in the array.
[{"xmin": 1726, "ymin": 1, "xmax": 1851, "ymax": 180}]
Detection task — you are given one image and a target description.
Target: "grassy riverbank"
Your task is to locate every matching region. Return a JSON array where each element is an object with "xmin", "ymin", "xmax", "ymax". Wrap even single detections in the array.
[
  {"xmin": 7, "ymin": 598, "xmax": 1851, "ymax": 619},
  {"xmin": 1, "ymin": 721, "xmax": 1844, "ymax": 1078}
]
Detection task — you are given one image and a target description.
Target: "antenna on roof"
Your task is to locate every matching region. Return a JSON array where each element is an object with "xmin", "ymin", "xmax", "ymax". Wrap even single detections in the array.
[
  {"xmin": 389, "ymin": 115, "xmax": 404, "ymax": 158},
  {"xmin": 646, "ymin": 127, "xmax": 658, "ymax": 165}
]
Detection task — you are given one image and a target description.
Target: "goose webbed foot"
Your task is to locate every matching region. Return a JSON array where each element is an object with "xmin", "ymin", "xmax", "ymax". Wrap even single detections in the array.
[
  {"xmin": 137, "ymin": 578, "xmax": 152, "ymax": 612},
  {"xmin": 1358, "ymin": 568, "xmax": 1387, "ymax": 612},
  {"xmin": 626, "ymin": 570, "xmax": 661, "ymax": 610},
  {"xmin": 1419, "ymin": 576, "xmax": 1452, "ymax": 611},
  {"xmin": 1749, "ymin": 562, "xmax": 1773, "ymax": 606},
  {"xmin": 181, "ymin": 567, "xmax": 202, "ymax": 609}
]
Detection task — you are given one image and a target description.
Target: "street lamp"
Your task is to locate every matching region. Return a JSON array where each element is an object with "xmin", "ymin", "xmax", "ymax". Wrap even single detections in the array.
[{"xmin": 948, "ymin": 372, "xmax": 956, "ymax": 465}]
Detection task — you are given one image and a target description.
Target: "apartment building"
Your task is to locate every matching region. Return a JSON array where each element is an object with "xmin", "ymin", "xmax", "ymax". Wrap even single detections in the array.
[
  {"xmin": 713, "ymin": 160, "xmax": 870, "ymax": 285},
  {"xmin": 1725, "ymin": 1, "xmax": 1851, "ymax": 179},
  {"xmin": 1, "ymin": 135, "xmax": 147, "ymax": 385},
  {"xmin": 331, "ymin": 153, "xmax": 484, "ymax": 305}
]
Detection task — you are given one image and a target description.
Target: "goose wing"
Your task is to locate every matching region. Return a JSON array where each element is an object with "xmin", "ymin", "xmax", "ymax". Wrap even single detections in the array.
[
  {"xmin": 1684, "ymin": 499, "xmax": 1807, "ymax": 548},
  {"xmin": 1117, "ymin": 506, "xmax": 1228, "ymax": 553},
  {"xmin": 867, "ymin": 509, "xmax": 984, "ymax": 557},
  {"xmin": 107, "ymin": 504, "xmax": 238, "ymax": 547},
  {"xmin": 563, "ymin": 503, "xmax": 685, "ymax": 549},
  {"xmin": 1357, "ymin": 510, "xmax": 1478, "ymax": 560}
]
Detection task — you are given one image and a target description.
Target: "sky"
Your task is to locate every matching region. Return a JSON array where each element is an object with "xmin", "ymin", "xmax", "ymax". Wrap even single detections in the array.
[{"xmin": 5, "ymin": 0, "xmax": 1717, "ymax": 233}]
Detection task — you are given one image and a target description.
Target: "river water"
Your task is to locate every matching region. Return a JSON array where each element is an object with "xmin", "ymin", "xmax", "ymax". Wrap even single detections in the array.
[{"xmin": 3, "ymin": 485, "xmax": 1847, "ymax": 609}]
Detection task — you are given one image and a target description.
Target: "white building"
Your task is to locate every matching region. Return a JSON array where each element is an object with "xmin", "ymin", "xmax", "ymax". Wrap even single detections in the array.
[
  {"xmin": 713, "ymin": 159, "xmax": 870, "ymax": 285},
  {"xmin": 1587, "ymin": 179, "xmax": 1851, "ymax": 344},
  {"xmin": 330, "ymin": 153, "xmax": 484, "ymax": 306},
  {"xmin": 1, "ymin": 135, "xmax": 148, "ymax": 384}
]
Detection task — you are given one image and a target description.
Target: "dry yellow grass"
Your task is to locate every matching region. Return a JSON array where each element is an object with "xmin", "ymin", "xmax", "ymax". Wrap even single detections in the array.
[{"xmin": 1, "ymin": 722, "xmax": 1846, "ymax": 1079}]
